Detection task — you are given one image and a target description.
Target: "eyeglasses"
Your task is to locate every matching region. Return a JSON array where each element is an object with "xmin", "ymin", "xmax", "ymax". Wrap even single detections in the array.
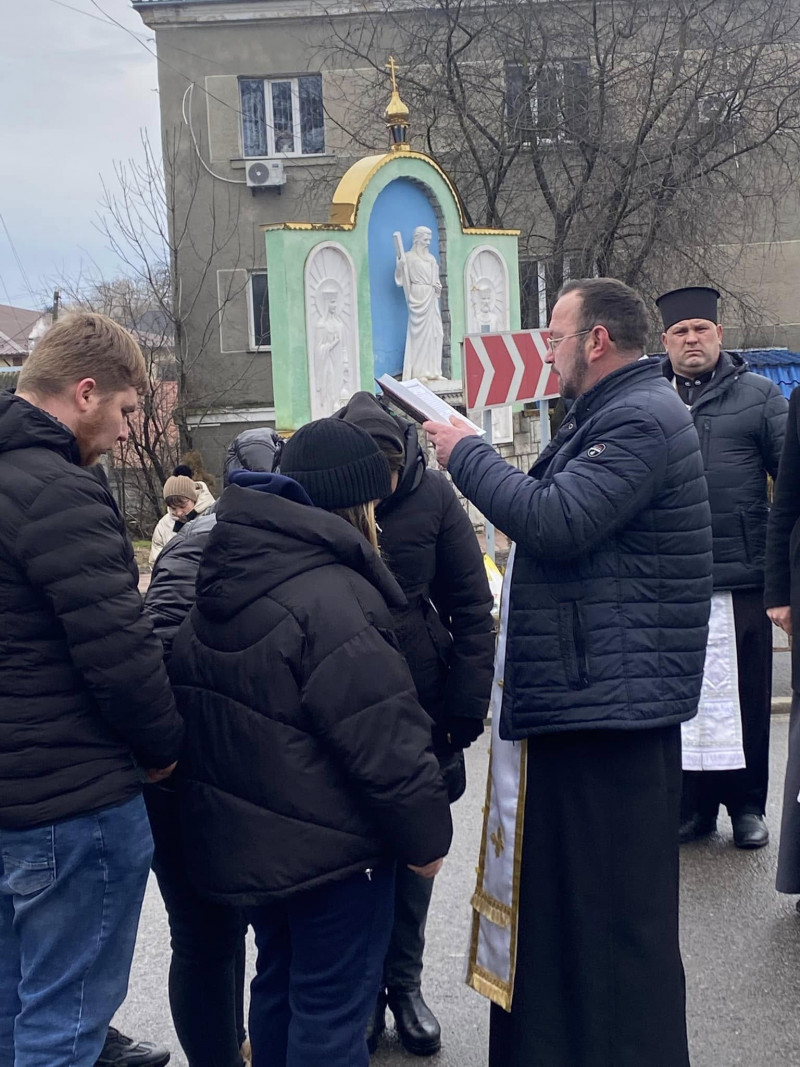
[{"xmin": 546, "ymin": 329, "xmax": 593, "ymax": 354}]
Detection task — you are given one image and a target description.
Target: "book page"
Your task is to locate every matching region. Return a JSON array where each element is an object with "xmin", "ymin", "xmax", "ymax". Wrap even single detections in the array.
[{"xmin": 401, "ymin": 379, "xmax": 485, "ymax": 435}]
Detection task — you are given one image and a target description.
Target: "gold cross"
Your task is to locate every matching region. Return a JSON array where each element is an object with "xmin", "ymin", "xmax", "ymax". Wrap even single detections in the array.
[
  {"xmin": 490, "ymin": 824, "xmax": 505, "ymax": 857},
  {"xmin": 386, "ymin": 56, "xmax": 400, "ymax": 94}
]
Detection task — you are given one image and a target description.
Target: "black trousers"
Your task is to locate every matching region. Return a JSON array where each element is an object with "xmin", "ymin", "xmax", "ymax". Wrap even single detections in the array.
[
  {"xmin": 682, "ymin": 586, "xmax": 772, "ymax": 819},
  {"xmin": 382, "ymin": 863, "xmax": 434, "ymax": 992},
  {"xmin": 144, "ymin": 785, "xmax": 247, "ymax": 1067},
  {"xmin": 489, "ymin": 726, "xmax": 689, "ymax": 1067}
]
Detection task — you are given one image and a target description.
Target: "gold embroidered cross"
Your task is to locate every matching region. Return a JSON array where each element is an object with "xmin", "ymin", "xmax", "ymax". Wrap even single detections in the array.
[{"xmin": 490, "ymin": 824, "xmax": 505, "ymax": 857}]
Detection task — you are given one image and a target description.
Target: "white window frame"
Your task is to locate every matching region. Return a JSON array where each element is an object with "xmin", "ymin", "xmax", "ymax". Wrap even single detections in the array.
[
  {"xmin": 242, "ymin": 76, "xmax": 324, "ymax": 159},
  {"xmin": 247, "ymin": 271, "xmax": 271, "ymax": 353}
]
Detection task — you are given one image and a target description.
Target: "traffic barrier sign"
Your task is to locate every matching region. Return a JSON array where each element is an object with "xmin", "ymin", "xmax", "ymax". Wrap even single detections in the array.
[{"xmin": 464, "ymin": 330, "xmax": 560, "ymax": 410}]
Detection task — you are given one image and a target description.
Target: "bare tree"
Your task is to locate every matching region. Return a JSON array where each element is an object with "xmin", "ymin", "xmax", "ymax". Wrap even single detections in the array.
[
  {"xmin": 54, "ymin": 129, "xmax": 265, "ymax": 534},
  {"xmin": 322, "ymin": 0, "xmax": 800, "ymax": 330}
]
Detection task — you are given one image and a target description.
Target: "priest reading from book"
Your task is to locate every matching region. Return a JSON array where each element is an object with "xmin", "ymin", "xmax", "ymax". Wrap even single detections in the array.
[{"xmin": 424, "ymin": 277, "xmax": 713, "ymax": 1067}]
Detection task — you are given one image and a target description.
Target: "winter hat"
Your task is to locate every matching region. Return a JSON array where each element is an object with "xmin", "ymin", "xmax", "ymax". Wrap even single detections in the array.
[
  {"xmin": 280, "ymin": 418, "xmax": 391, "ymax": 510},
  {"xmin": 162, "ymin": 473, "xmax": 198, "ymax": 502},
  {"xmin": 334, "ymin": 391, "xmax": 405, "ymax": 467}
]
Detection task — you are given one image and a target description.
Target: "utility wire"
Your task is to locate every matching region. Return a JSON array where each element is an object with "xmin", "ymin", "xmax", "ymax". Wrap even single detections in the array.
[{"xmin": 0, "ymin": 214, "xmax": 37, "ymax": 304}]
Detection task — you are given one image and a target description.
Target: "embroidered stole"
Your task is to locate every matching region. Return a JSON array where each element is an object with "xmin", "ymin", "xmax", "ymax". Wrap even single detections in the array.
[{"xmin": 466, "ymin": 547, "xmax": 526, "ymax": 1011}]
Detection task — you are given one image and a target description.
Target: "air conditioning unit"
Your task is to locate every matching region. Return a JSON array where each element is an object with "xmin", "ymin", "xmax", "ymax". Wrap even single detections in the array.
[{"xmin": 245, "ymin": 159, "xmax": 287, "ymax": 188}]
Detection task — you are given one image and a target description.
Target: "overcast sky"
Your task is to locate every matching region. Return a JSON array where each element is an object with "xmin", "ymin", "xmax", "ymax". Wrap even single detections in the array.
[{"xmin": 0, "ymin": 1, "xmax": 161, "ymax": 310}]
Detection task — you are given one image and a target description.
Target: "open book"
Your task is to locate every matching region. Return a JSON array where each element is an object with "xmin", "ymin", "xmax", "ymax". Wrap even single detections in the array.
[{"xmin": 375, "ymin": 375, "xmax": 485, "ymax": 435}]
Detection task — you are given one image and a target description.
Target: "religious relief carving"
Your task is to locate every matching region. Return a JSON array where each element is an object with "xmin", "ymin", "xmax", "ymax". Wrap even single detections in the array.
[
  {"xmin": 394, "ymin": 226, "xmax": 445, "ymax": 381},
  {"xmin": 465, "ymin": 247, "xmax": 510, "ymax": 336},
  {"xmin": 305, "ymin": 243, "xmax": 360, "ymax": 419}
]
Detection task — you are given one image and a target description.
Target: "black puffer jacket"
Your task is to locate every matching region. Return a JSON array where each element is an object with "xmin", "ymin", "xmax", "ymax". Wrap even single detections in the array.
[
  {"xmin": 0, "ymin": 392, "xmax": 183, "ymax": 829},
  {"xmin": 335, "ymin": 397, "xmax": 495, "ymax": 750},
  {"xmin": 662, "ymin": 351, "xmax": 787, "ymax": 590},
  {"xmin": 449, "ymin": 359, "xmax": 713, "ymax": 739},
  {"xmin": 144, "ymin": 427, "xmax": 283, "ymax": 656},
  {"xmin": 168, "ymin": 478, "xmax": 452, "ymax": 905},
  {"xmin": 765, "ymin": 385, "xmax": 800, "ymax": 689}
]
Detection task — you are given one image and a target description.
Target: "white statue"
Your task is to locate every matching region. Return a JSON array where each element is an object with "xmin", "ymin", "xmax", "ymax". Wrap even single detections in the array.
[
  {"xmin": 305, "ymin": 242, "xmax": 360, "ymax": 419},
  {"xmin": 465, "ymin": 248, "xmax": 509, "ymax": 336},
  {"xmin": 314, "ymin": 287, "xmax": 349, "ymax": 415},
  {"xmin": 394, "ymin": 226, "xmax": 445, "ymax": 380}
]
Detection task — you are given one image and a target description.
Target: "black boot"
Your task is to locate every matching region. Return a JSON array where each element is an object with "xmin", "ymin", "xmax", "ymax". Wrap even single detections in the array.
[
  {"xmin": 95, "ymin": 1028, "xmax": 170, "ymax": 1067},
  {"xmin": 366, "ymin": 989, "xmax": 387, "ymax": 1055},
  {"xmin": 731, "ymin": 813, "xmax": 769, "ymax": 850},
  {"xmin": 679, "ymin": 812, "xmax": 717, "ymax": 844},
  {"xmin": 387, "ymin": 989, "xmax": 441, "ymax": 1056}
]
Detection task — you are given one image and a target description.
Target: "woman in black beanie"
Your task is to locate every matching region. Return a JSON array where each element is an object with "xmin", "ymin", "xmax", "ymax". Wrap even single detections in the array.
[{"xmin": 168, "ymin": 418, "xmax": 452, "ymax": 1067}]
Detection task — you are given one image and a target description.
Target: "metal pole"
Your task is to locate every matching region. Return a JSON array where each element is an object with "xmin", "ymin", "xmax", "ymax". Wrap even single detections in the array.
[
  {"xmin": 482, "ymin": 408, "xmax": 496, "ymax": 564},
  {"xmin": 538, "ymin": 399, "xmax": 551, "ymax": 448}
]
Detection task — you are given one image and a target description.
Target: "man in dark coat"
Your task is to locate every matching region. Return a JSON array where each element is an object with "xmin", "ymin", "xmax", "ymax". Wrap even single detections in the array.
[
  {"xmin": 335, "ymin": 392, "xmax": 494, "ymax": 1056},
  {"xmin": 426, "ymin": 278, "xmax": 713, "ymax": 1067},
  {"xmin": 0, "ymin": 313, "xmax": 184, "ymax": 1066},
  {"xmin": 658, "ymin": 285, "xmax": 787, "ymax": 848}
]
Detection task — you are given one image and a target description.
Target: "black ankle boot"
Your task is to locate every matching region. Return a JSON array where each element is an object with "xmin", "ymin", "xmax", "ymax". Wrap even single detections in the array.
[{"xmin": 387, "ymin": 988, "xmax": 441, "ymax": 1056}]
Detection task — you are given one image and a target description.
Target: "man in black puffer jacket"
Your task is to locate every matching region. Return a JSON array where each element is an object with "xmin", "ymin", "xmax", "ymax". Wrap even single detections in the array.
[
  {"xmin": 336, "ymin": 392, "xmax": 494, "ymax": 1056},
  {"xmin": 427, "ymin": 279, "xmax": 712, "ymax": 1067},
  {"xmin": 0, "ymin": 313, "xmax": 183, "ymax": 1067},
  {"xmin": 657, "ymin": 285, "xmax": 787, "ymax": 849}
]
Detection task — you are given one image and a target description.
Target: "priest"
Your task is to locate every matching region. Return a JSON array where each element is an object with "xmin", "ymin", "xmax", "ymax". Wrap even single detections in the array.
[{"xmin": 658, "ymin": 285, "xmax": 787, "ymax": 848}]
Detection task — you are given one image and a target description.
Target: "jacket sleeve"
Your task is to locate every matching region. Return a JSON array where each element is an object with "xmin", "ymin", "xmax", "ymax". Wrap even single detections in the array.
[
  {"xmin": 428, "ymin": 475, "xmax": 495, "ymax": 723},
  {"xmin": 448, "ymin": 408, "xmax": 668, "ymax": 560},
  {"xmin": 760, "ymin": 384, "xmax": 788, "ymax": 480},
  {"xmin": 143, "ymin": 526, "xmax": 209, "ymax": 661},
  {"xmin": 301, "ymin": 622, "xmax": 453, "ymax": 866},
  {"xmin": 765, "ymin": 387, "xmax": 800, "ymax": 607},
  {"xmin": 15, "ymin": 474, "xmax": 184, "ymax": 768}
]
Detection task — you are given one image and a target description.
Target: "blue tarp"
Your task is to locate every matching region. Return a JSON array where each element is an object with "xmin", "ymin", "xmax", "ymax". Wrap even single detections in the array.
[{"xmin": 736, "ymin": 349, "xmax": 800, "ymax": 399}]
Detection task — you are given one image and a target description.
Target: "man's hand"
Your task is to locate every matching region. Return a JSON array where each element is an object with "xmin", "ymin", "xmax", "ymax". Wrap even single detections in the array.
[
  {"xmin": 424, "ymin": 416, "xmax": 479, "ymax": 469},
  {"xmin": 768, "ymin": 605, "xmax": 792, "ymax": 636},
  {"xmin": 408, "ymin": 858, "xmax": 444, "ymax": 879},
  {"xmin": 146, "ymin": 761, "xmax": 177, "ymax": 783}
]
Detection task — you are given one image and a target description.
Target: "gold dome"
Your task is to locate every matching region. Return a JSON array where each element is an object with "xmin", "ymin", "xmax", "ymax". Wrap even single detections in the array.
[{"xmin": 385, "ymin": 89, "xmax": 410, "ymax": 125}]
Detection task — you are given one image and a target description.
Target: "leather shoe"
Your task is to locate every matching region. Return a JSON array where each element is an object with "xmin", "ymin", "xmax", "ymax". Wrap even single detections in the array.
[
  {"xmin": 732, "ymin": 813, "xmax": 769, "ymax": 850},
  {"xmin": 387, "ymin": 989, "xmax": 441, "ymax": 1056},
  {"xmin": 95, "ymin": 1028, "xmax": 170, "ymax": 1067},
  {"xmin": 366, "ymin": 989, "xmax": 387, "ymax": 1055},
  {"xmin": 679, "ymin": 813, "xmax": 717, "ymax": 844}
]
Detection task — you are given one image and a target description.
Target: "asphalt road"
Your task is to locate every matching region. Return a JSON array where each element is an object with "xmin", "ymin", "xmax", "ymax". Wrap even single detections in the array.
[{"xmin": 114, "ymin": 717, "xmax": 800, "ymax": 1067}]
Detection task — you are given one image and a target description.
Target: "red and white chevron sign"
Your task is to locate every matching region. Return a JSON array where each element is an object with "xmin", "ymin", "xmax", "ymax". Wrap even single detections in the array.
[{"xmin": 463, "ymin": 330, "xmax": 560, "ymax": 410}]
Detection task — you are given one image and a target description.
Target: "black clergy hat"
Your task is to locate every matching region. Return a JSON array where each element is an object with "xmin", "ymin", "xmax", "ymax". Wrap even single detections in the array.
[{"xmin": 656, "ymin": 286, "xmax": 720, "ymax": 332}]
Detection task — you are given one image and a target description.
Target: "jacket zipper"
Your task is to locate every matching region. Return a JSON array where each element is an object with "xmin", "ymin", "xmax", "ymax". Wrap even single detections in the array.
[{"xmin": 572, "ymin": 603, "xmax": 590, "ymax": 688}]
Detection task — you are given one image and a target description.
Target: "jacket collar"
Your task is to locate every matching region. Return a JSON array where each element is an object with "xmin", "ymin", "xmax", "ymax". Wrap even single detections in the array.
[
  {"xmin": 0, "ymin": 391, "xmax": 82, "ymax": 465},
  {"xmin": 660, "ymin": 350, "xmax": 744, "ymax": 410}
]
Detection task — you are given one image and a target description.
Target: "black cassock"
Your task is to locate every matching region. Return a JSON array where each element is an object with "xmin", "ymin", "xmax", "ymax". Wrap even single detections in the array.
[{"xmin": 489, "ymin": 725, "xmax": 690, "ymax": 1067}]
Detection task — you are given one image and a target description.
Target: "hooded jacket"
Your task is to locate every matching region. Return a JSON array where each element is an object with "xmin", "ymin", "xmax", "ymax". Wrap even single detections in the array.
[
  {"xmin": 0, "ymin": 391, "xmax": 183, "ymax": 829},
  {"xmin": 168, "ymin": 477, "xmax": 453, "ymax": 904},
  {"xmin": 334, "ymin": 394, "xmax": 495, "ymax": 751},
  {"xmin": 448, "ymin": 359, "xmax": 713, "ymax": 739},
  {"xmin": 662, "ymin": 351, "xmax": 787, "ymax": 590}
]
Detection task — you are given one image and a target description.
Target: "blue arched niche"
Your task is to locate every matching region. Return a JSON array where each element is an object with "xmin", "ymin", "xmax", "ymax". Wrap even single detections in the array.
[{"xmin": 368, "ymin": 179, "xmax": 441, "ymax": 381}]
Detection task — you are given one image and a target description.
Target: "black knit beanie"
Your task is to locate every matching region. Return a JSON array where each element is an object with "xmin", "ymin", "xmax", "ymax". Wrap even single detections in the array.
[{"xmin": 280, "ymin": 419, "xmax": 391, "ymax": 510}]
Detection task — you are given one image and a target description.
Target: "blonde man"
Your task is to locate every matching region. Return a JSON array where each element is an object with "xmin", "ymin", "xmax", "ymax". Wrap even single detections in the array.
[{"xmin": 0, "ymin": 313, "xmax": 183, "ymax": 1066}]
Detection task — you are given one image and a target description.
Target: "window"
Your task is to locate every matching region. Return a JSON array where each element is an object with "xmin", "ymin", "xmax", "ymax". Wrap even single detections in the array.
[
  {"xmin": 240, "ymin": 75, "xmax": 324, "ymax": 158},
  {"xmin": 506, "ymin": 62, "xmax": 590, "ymax": 145},
  {"xmin": 249, "ymin": 272, "xmax": 270, "ymax": 350}
]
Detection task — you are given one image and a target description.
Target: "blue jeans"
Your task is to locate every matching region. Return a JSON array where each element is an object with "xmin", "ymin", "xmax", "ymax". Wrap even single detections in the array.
[
  {"xmin": 0, "ymin": 795, "xmax": 154, "ymax": 1067},
  {"xmin": 247, "ymin": 863, "xmax": 395, "ymax": 1067}
]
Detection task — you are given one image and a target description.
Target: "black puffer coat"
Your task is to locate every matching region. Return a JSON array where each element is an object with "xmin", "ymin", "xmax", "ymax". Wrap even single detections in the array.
[
  {"xmin": 335, "ymin": 397, "xmax": 495, "ymax": 750},
  {"xmin": 662, "ymin": 351, "xmax": 787, "ymax": 590},
  {"xmin": 0, "ymin": 392, "xmax": 183, "ymax": 829},
  {"xmin": 765, "ymin": 385, "xmax": 800, "ymax": 689},
  {"xmin": 168, "ymin": 478, "xmax": 452, "ymax": 905},
  {"xmin": 449, "ymin": 359, "xmax": 713, "ymax": 739}
]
